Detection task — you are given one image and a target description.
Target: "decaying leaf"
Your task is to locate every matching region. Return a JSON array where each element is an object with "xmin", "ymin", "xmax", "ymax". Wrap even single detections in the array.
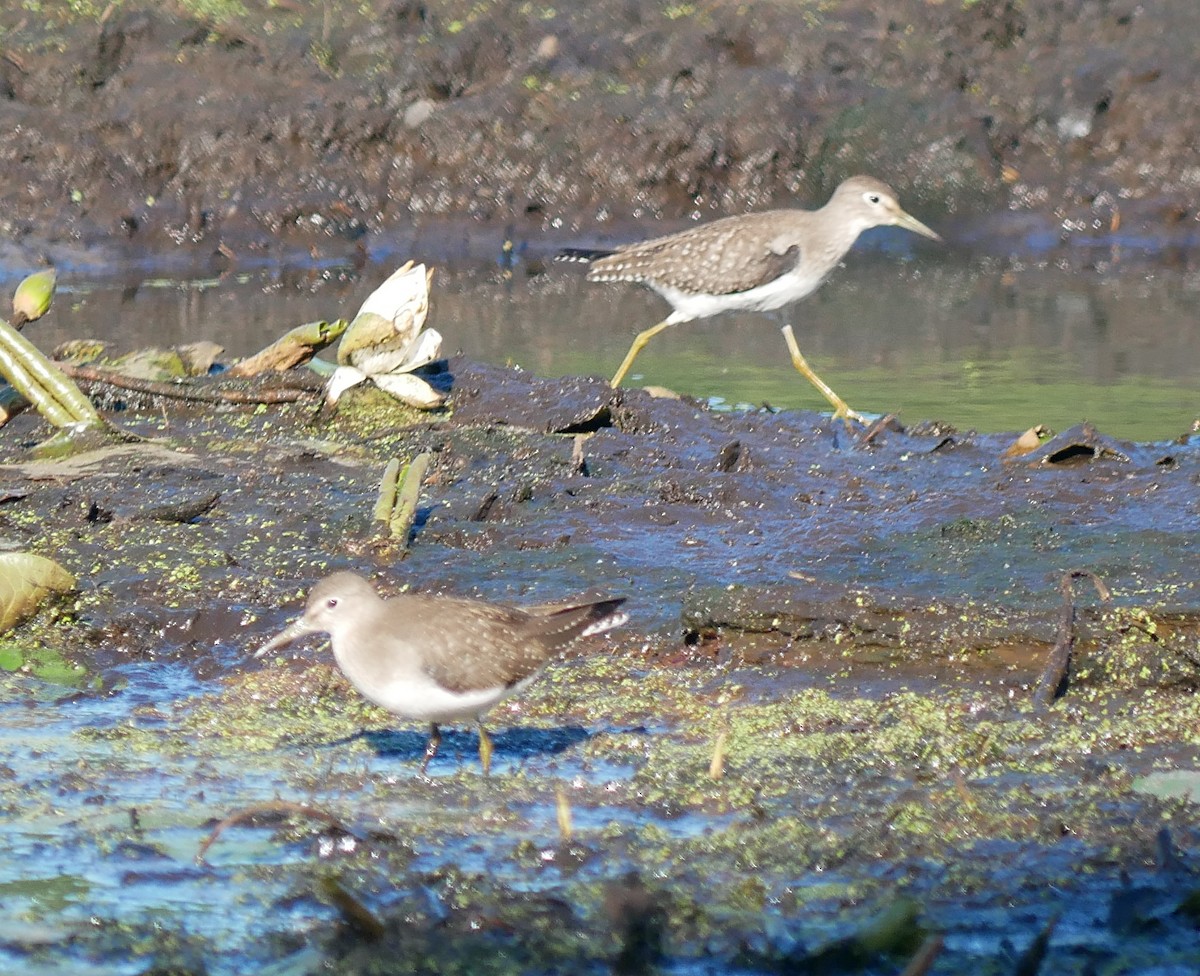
[
  {"xmin": 0, "ymin": 552, "xmax": 75, "ymax": 633},
  {"xmin": 177, "ymin": 341, "xmax": 225, "ymax": 376},
  {"xmin": 228, "ymin": 319, "xmax": 348, "ymax": 377},
  {"xmin": 53, "ymin": 340, "xmax": 108, "ymax": 364},
  {"xmin": 77, "ymin": 342, "xmax": 224, "ymax": 383},
  {"xmin": 1002, "ymin": 424, "xmax": 1049, "ymax": 458},
  {"xmin": 1131, "ymin": 770, "xmax": 1200, "ymax": 802}
]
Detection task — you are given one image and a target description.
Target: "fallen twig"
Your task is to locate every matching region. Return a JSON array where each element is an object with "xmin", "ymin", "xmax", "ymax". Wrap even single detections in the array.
[
  {"xmin": 859, "ymin": 413, "xmax": 898, "ymax": 446},
  {"xmin": 61, "ymin": 363, "xmax": 317, "ymax": 404},
  {"xmin": 1032, "ymin": 570, "xmax": 1111, "ymax": 710},
  {"xmin": 195, "ymin": 800, "xmax": 353, "ymax": 865},
  {"xmin": 897, "ymin": 934, "xmax": 944, "ymax": 976}
]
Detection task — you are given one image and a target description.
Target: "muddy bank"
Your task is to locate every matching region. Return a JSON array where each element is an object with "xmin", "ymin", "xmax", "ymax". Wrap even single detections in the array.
[
  {"xmin": 0, "ymin": 353, "xmax": 1193, "ymax": 684},
  {"xmin": 1, "ymin": 355, "xmax": 1199, "ymax": 972},
  {"xmin": 1, "ymin": 1, "xmax": 1199, "ymax": 272}
]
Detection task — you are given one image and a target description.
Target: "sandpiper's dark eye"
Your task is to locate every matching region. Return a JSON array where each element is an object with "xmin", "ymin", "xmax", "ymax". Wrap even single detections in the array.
[
  {"xmin": 867, "ymin": 193, "xmax": 881, "ymax": 204},
  {"xmin": 326, "ymin": 597, "xmax": 339, "ymax": 609}
]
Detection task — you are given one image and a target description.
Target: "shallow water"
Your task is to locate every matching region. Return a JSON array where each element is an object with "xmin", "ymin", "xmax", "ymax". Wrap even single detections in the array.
[{"xmin": 28, "ymin": 232, "xmax": 1200, "ymax": 442}]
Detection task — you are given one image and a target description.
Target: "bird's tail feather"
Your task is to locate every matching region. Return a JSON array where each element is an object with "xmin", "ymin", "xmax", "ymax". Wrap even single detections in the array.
[
  {"xmin": 555, "ymin": 247, "xmax": 618, "ymax": 264},
  {"xmin": 524, "ymin": 596, "xmax": 628, "ymax": 648}
]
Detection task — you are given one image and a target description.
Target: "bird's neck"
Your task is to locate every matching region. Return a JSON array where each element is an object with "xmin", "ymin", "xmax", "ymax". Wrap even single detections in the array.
[{"xmin": 812, "ymin": 200, "xmax": 871, "ymax": 254}]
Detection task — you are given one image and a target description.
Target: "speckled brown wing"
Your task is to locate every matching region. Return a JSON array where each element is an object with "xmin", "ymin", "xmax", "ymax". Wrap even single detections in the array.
[
  {"xmin": 410, "ymin": 595, "xmax": 626, "ymax": 694},
  {"xmin": 587, "ymin": 212, "xmax": 803, "ymax": 296}
]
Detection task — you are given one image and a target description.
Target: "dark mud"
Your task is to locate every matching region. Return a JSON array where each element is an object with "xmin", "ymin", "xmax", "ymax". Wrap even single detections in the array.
[
  {"xmin": 2, "ymin": 2, "xmax": 1200, "ymax": 274},
  {"xmin": 1, "ymin": 354, "xmax": 1200, "ymax": 973}
]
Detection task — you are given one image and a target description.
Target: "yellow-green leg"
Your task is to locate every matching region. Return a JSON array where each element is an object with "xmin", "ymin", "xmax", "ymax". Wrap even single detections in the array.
[
  {"xmin": 610, "ymin": 318, "xmax": 674, "ymax": 388},
  {"xmin": 419, "ymin": 722, "xmax": 441, "ymax": 776},
  {"xmin": 477, "ymin": 722, "xmax": 494, "ymax": 777},
  {"xmin": 780, "ymin": 325, "xmax": 868, "ymax": 424}
]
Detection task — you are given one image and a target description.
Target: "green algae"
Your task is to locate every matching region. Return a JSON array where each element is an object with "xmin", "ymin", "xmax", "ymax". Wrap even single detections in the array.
[
  {"xmin": 11, "ymin": 631, "xmax": 1200, "ymax": 973},
  {"xmin": 0, "ymin": 640, "xmax": 88, "ymax": 684}
]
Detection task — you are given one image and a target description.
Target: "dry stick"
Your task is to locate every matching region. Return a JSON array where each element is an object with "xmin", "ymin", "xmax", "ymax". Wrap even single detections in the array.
[
  {"xmin": 570, "ymin": 432, "xmax": 589, "ymax": 475},
  {"xmin": 859, "ymin": 413, "xmax": 897, "ymax": 446},
  {"xmin": 556, "ymin": 787, "xmax": 573, "ymax": 842},
  {"xmin": 897, "ymin": 935, "xmax": 944, "ymax": 976},
  {"xmin": 1032, "ymin": 570, "xmax": 1111, "ymax": 710},
  {"xmin": 60, "ymin": 363, "xmax": 316, "ymax": 404},
  {"xmin": 319, "ymin": 877, "xmax": 386, "ymax": 940},
  {"xmin": 1013, "ymin": 913, "xmax": 1059, "ymax": 976},
  {"xmin": 195, "ymin": 799, "xmax": 353, "ymax": 865},
  {"xmin": 708, "ymin": 730, "xmax": 728, "ymax": 781}
]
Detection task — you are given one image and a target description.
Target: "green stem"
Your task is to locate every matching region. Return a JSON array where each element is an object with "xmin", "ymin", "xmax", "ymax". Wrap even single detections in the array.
[{"xmin": 0, "ymin": 318, "xmax": 103, "ymax": 427}]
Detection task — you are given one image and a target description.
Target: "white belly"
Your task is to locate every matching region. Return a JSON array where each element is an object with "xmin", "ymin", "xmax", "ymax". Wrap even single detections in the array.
[
  {"xmin": 338, "ymin": 651, "xmax": 535, "ymax": 724},
  {"xmin": 656, "ymin": 268, "xmax": 829, "ymax": 323}
]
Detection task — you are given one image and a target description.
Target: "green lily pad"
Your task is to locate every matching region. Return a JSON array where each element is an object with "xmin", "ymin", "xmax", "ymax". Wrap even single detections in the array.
[{"xmin": 1131, "ymin": 770, "xmax": 1200, "ymax": 803}]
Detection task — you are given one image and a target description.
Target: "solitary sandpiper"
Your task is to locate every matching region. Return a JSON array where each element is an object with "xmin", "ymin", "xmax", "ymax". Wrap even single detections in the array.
[
  {"xmin": 558, "ymin": 175, "xmax": 940, "ymax": 421},
  {"xmin": 255, "ymin": 572, "xmax": 627, "ymax": 776}
]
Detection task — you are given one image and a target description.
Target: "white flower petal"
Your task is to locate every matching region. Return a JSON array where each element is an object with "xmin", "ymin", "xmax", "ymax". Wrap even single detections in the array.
[
  {"xmin": 373, "ymin": 372, "xmax": 446, "ymax": 409},
  {"xmin": 324, "ymin": 365, "xmax": 369, "ymax": 405},
  {"xmin": 396, "ymin": 328, "xmax": 443, "ymax": 373},
  {"xmin": 355, "ymin": 262, "xmax": 430, "ymax": 327}
]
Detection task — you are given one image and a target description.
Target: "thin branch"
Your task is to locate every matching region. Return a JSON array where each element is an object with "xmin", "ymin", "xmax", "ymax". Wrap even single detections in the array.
[
  {"xmin": 1033, "ymin": 570, "xmax": 1110, "ymax": 710},
  {"xmin": 195, "ymin": 800, "xmax": 353, "ymax": 864},
  {"xmin": 61, "ymin": 363, "xmax": 317, "ymax": 405}
]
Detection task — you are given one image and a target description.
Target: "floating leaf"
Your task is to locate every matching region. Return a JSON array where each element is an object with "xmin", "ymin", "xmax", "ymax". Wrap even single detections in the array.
[
  {"xmin": 1131, "ymin": 770, "xmax": 1200, "ymax": 803},
  {"xmin": 0, "ymin": 552, "xmax": 75, "ymax": 633}
]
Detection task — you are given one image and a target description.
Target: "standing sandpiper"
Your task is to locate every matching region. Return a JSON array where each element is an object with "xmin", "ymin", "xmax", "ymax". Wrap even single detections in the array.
[
  {"xmin": 559, "ymin": 175, "xmax": 940, "ymax": 421},
  {"xmin": 255, "ymin": 572, "xmax": 627, "ymax": 776}
]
